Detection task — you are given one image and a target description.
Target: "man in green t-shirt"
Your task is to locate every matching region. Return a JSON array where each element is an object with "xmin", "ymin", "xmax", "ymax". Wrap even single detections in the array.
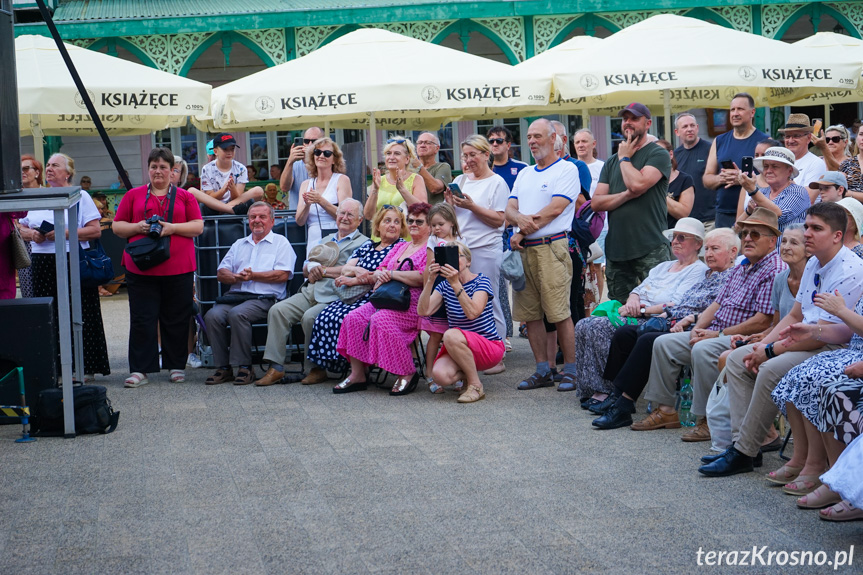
[
  {"xmin": 592, "ymin": 102, "xmax": 672, "ymax": 303},
  {"xmin": 411, "ymin": 131, "xmax": 452, "ymax": 205}
]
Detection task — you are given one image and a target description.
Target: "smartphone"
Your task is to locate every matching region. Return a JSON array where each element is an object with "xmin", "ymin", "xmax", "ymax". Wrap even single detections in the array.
[
  {"xmin": 741, "ymin": 156, "xmax": 754, "ymax": 176},
  {"xmin": 293, "ymin": 136, "xmax": 304, "ymax": 147},
  {"xmin": 720, "ymin": 160, "xmax": 735, "ymax": 170},
  {"xmin": 38, "ymin": 221, "xmax": 54, "ymax": 234},
  {"xmin": 812, "ymin": 118, "xmax": 823, "ymax": 134},
  {"xmin": 434, "ymin": 245, "xmax": 459, "ymax": 270},
  {"xmin": 447, "ymin": 183, "xmax": 465, "ymax": 199},
  {"xmin": 734, "ymin": 339, "xmax": 751, "ymax": 348}
]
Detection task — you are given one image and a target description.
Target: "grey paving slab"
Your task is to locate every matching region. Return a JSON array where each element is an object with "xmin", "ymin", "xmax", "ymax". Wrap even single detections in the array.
[{"xmin": 1, "ymin": 293, "xmax": 861, "ymax": 574}]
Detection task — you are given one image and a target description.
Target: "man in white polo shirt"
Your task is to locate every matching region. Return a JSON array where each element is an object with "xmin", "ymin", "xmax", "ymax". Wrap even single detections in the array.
[{"xmin": 506, "ymin": 118, "xmax": 581, "ymax": 391}]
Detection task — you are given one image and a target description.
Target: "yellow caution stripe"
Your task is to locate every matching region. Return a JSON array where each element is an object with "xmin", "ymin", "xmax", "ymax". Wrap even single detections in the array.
[{"xmin": 0, "ymin": 406, "xmax": 30, "ymax": 417}]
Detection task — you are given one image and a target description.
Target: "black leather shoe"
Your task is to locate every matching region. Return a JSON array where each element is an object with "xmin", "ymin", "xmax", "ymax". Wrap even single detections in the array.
[
  {"xmin": 701, "ymin": 446, "xmax": 763, "ymax": 468},
  {"xmin": 581, "ymin": 398, "xmax": 600, "ymax": 410},
  {"xmin": 698, "ymin": 446, "xmax": 755, "ymax": 477},
  {"xmin": 588, "ymin": 394, "xmax": 617, "ymax": 415},
  {"xmin": 592, "ymin": 404, "xmax": 633, "ymax": 430}
]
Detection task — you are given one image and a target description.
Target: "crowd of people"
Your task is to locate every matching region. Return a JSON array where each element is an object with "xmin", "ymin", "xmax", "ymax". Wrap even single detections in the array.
[{"xmin": 2, "ymin": 93, "xmax": 863, "ymax": 519}]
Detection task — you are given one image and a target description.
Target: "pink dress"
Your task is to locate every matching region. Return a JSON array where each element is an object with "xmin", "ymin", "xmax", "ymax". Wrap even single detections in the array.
[{"xmin": 337, "ymin": 241, "xmax": 428, "ymax": 376}]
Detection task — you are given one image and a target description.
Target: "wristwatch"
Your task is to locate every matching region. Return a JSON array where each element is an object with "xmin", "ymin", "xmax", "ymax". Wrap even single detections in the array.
[
  {"xmin": 620, "ymin": 157, "xmax": 632, "ymax": 163},
  {"xmin": 640, "ymin": 306, "xmax": 647, "ymax": 316}
]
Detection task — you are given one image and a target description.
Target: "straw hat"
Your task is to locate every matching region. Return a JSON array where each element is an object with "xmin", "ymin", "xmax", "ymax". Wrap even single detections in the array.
[{"xmin": 778, "ymin": 113, "xmax": 812, "ymax": 134}]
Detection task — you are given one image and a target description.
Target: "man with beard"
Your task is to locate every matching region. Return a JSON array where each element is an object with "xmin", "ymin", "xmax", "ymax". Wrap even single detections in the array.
[
  {"xmin": 703, "ymin": 93, "xmax": 768, "ymax": 229},
  {"xmin": 592, "ymin": 102, "xmax": 672, "ymax": 303}
]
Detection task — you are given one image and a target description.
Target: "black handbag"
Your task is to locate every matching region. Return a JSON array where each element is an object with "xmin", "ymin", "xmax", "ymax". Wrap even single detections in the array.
[
  {"xmin": 79, "ymin": 240, "xmax": 114, "ymax": 288},
  {"xmin": 637, "ymin": 316, "xmax": 670, "ymax": 336},
  {"xmin": 369, "ymin": 258, "xmax": 414, "ymax": 311},
  {"xmin": 34, "ymin": 385, "xmax": 120, "ymax": 436},
  {"xmin": 125, "ymin": 185, "xmax": 176, "ymax": 270}
]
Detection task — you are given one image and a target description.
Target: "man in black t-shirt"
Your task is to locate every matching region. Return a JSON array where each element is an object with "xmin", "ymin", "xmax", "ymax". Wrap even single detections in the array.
[{"xmin": 673, "ymin": 113, "xmax": 714, "ymax": 230}]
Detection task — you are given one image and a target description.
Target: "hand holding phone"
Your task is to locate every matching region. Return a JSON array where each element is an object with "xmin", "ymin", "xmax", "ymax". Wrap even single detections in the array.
[
  {"xmin": 812, "ymin": 118, "xmax": 823, "ymax": 135},
  {"xmin": 294, "ymin": 136, "xmax": 304, "ymax": 147},
  {"xmin": 741, "ymin": 156, "xmax": 754, "ymax": 177},
  {"xmin": 447, "ymin": 183, "xmax": 465, "ymax": 199},
  {"xmin": 434, "ymin": 245, "xmax": 459, "ymax": 271},
  {"xmin": 720, "ymin": 160, "xmax": 736, "ymax": 170}
]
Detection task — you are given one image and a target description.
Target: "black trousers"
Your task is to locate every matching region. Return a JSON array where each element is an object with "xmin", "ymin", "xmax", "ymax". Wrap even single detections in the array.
[
  {"xmin": 126, "ymin": 271, "xmax": 194, "ymax": 373},
  {"xmin": 602, "ymin": 325, "xmax": 668, "ymax": 400}
]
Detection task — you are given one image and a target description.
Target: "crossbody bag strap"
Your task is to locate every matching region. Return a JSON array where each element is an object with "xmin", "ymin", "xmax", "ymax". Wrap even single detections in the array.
[{"xmin": 165, "ymin": 184, "xmax": 178, "ymax": 223}]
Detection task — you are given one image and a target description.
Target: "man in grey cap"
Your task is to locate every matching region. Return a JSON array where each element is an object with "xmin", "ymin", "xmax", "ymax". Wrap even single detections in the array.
[
  {"xmin": 592, "ymin": 102, "xmax": 672, "ymax": 303},
  {"xmin": 809, "ymin": 171, "xmax": 848, "ymax": 203}
]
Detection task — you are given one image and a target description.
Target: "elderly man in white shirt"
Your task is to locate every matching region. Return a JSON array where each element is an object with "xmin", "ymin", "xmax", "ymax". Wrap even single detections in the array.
[{"xmin": 204, "ymin": 201, "xmax": 297, "ymax": 386}]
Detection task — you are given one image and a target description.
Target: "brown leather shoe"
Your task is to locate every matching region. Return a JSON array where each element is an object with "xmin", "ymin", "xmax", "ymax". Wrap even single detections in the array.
[
  {"xmin": 681, "ymin": 417, "xmax": 711, "ymax": 442},
  {"xmin": 254, "ymin": 367, "xmax": 285, "ymax": 387},
  {"xmin": 301, "ymin": 367, "xmax": 329, "ymax": 385},
  {"xmin": 630, "ymin": 409, "xmax": 681, "ymax": 431},
  {"xmin": 206, "ymin": 368, "xmax": 234, "ymax": 385}
]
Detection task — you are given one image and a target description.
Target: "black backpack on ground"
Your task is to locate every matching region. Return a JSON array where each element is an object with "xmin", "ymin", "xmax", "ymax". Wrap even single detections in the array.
[{"xmin": 34, "ymin": 385, "xmax": 119, "ymax": 436}]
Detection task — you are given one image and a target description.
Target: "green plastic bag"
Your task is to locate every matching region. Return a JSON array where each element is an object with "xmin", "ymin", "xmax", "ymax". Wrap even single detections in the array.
[{"xmin": 590, "ymin": 300, "xmax": 638, "ymax": 328}]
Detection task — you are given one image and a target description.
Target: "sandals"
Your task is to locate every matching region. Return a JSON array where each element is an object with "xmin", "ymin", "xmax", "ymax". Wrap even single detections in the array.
[
  {"xmin": 457, "ymin": 385, "xmax": 485, "ymax": 403},
  {"xmin": 428, "ymin": 380, "xmax": 445, "ymax": 394},
  {"xmin": 206, "ymin": 368, "xmax": 234, "ymax": 386},
  {"xmin": 170, "ymin": 370, "xmax": 186, "ymax": 383},
  {"xmin": 765, "ymin": 463, "xmax": 803, "ymax": 485},
  {"xmin": 124, "ymin": 372, "xmax": 148, "ymax": 388},
  {"xmin": 333, "ymin": 378, "xmax": 367, "ymax": 394},
  {"xmin": 233, "ymin": 368, "xmax": 256, "ymax": 386},
  {"xmin": 781, "ymin": 475, "xmax": 823, "ymax": 496},
  {"xmin": 797, "ymin": 484, "xmax": 842, "ymax": 509},
  {"xmin": 390, "ymin": 373, "xmax": 419, "ymax": 396},
  {"xmin": 819, "ymin": 500, "xmax": 863, "ymax": 522}
]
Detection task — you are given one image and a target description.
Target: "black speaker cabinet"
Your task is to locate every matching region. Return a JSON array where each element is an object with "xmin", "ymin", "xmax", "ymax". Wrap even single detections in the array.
[
  {"xmin": 0, "ymin": 1, "xmax": 22, "ymax": 194},
  {"xmin": 0, "ymin": 298, "xmax": 57, "ymax": 422}
]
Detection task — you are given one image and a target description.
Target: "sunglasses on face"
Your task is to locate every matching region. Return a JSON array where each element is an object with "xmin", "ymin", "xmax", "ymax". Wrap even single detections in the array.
[
  {"xmin": 671, "ymin": 234, "xmax": 692, "ymax": 243},
  {"xmin": 811, "ymin": 273, "xmax": 821, "ymax": 302},
  {"xmin": 738, "ymin": 229, "xmax": 771, "ymax": 241},
  {"xmin": 407, "ymin": 218, "xmax": 426, "ymax": 225},
  {"xmin": 313, "ymin": 149, "xmax": 334, "ymax": 158},
  {"xmin": 387, "ymin": 137, "xmax": 407, "ymax": 144},
  {"xmin": 488, "ymin": 138, "xmax": 508, "ymax": 145},
  {"xmin": 824, "ymin": 136, "xmax": 845, "ymax": 144},
  {"xmin": 21, "ymin": 166, "xmax": 36, "ymax": 172},
  {"xmin": 303, "ymin": 138, "xmax": 316, "ymax": 145}
]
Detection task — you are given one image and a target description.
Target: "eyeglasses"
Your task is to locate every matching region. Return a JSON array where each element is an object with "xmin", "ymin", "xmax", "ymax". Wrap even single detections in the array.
[
  {"xmin": 811, "ymin": 273, "xmax": 821, "ymax": 303},
  {"xmin": 407, "ymin": 218, "xmax": 426, "ymax": 225},
  {"xmin": 416, "ymin": 140, "xmax": 437, "ymax": 146},
  {"xmin": 824, "ymin": 136, "xmax": 845, "ymax": 144},
  {"xmin": 461, "ymin": 152, "xmax": 485, "ymax": 160},
  {"xmin": 313, "ymin": 149, "xmax": 334, "ymax": 158},
  {"xmin": 783, "ymin": 133, "xmax": 809, "ymax": 141},
  {"xmin": 488, "ymin": 138, "xmax": 508, "ymax": 145},
  {"xmin": 336, "ymin": 211, "xmax": 357, "ymax": 219},
  {"xmin": 738, "ymin": 229, "xmax": 772, "ymax": 241},
  {"xmin": 21, "ymin": 166, "xmax": 36, "ymax": 172},
  {"xmin": 671, "ymin": 234, "xmax": 692, "ymax": 243}
]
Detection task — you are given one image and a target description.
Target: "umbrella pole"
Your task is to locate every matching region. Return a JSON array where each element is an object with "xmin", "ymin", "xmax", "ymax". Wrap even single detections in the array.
[
  {"xmin": 32, "ymin": 115, "xmax": 45, "ymax": 167},
  {"xmin": 663, "ymin": 90, "xmax": 671, "ymax": 142},
  {"xmin": 581, "ymin": 110, "xmax": 590, "ymax": 132},
  {"xmin": 369, "ymin": 113, "xmax": 378, "ymax": 175},
  {"xmin": 824, "ymin": 104, "xmax": 830, "ymax": 127}
]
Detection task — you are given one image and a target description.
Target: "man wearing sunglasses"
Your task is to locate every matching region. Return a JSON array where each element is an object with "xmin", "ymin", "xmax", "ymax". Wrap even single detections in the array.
[
  {"xmin": 488, "ymin": 126, "xmax": 528, "ymax": 190},
  {"xmin": 280, "ymin": 126, "xmax": 324, "ymax": 210},
  {"xmin": 635, "ymin": 208, "xmax": 783, "ymax": 433},
  {"xmin": 704, "ymin": 202, "xmax": 863, "ymax": 476},
  {"xmin": 410, "ymin": 131, "xmax": 452, "ymax": 205}
]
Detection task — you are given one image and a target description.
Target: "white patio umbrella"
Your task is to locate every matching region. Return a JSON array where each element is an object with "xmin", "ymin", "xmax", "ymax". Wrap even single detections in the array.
[
  {"xmin": 15, "ymin": 35, "xmax": 211, "ymax": 153},
  {"xmin": 207, "ymin": 27, "xmax": 551, "ymax": 163},
  {"xmin": 551, "ymin": 15, "xmax": 863, "ymax": 136},
  {"xmin": 789, "ymin": 32, "xmax": 863, "ymax": 121}
]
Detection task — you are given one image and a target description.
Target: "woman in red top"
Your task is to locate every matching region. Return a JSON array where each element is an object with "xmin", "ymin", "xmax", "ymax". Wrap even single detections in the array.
[{"xmin": 113, "ymin": 147, "xmax": 203, "ymax": 388}]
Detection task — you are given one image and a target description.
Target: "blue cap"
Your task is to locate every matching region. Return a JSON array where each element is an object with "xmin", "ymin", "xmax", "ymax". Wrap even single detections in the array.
[{"xmin": 206, "ymin": 139, "xmax": 214, "ymax": 156}]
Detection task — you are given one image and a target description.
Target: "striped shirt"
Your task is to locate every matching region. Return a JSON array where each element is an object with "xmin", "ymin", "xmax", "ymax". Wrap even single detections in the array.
[
  {"xmin": 435, "ymin": 273, "xmax": 499, "ymax": 341},
  {"xmin": 744, "ymin": 183, "xmax": 810, "ymax": 233},
  {"xmin": 709, "ymin": 250, "xmax": 786, "ymax": 331}
]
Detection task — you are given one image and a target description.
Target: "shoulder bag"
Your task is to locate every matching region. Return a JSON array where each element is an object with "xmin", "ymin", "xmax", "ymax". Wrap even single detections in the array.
[
  {"xmin": 10, "ymin": 223, "xmax": 31, "ymax": 270},
  {"xmin": 369, "ymin": 258, "xmax": 414, "ymax": 311},
  {"xmin": 125, "ymin": 185, "xmax": 176, "ymax": 270},
  {"xmin": 79, "ymin": 240, "xmax": 114, "ymax": 288}
]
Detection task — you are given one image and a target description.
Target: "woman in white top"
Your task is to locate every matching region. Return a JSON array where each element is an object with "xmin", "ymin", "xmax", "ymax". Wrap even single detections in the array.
[
  {"xmin": 445, "ymin": 134, "xmax": 509, "ymax": 373},
  {"xmin": 18, "ymin": 153, "xmax": 110, "ymax": 378},
  {"xmin": 296, "ymin": 137, "xmax": 352, "ymax": 247}
]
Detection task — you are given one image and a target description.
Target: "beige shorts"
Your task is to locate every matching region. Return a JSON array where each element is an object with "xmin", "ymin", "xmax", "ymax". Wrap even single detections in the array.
[{"xmin": 513, "ymin": 239, "xmax": 573, "ymax": 324}]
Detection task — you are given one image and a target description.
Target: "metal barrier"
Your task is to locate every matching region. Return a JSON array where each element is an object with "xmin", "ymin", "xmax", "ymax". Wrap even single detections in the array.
[
  {"xmin": 0, "ymin": 367, "xmax": 37, "ymax": 443},
  {"xmin": 194, "ymin": 212, "xmax": 308, "ymax": 370}
]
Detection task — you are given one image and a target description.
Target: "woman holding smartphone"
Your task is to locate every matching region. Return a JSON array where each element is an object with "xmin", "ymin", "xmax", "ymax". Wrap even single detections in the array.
[{"xmin": 445, "ymin": 135, "xmax": 509, "ymax": 374}]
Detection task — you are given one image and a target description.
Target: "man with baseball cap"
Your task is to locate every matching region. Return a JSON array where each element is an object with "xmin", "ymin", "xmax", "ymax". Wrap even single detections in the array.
[
  {"xmin": 809, "ymin": 171, "xmax": 848, "ymax": 203},
  {"xmin": 592, "ymin": 102, "xmax": 673, "ymax": 304},
  {"xmin": 779, "ymin": 113, "xmax": 827, "ymax": 202}
]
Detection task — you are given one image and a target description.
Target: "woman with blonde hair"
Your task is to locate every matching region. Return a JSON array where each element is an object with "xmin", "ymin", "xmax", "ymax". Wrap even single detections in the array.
[
  {"xmin": 363, "ymin": 137, "xmax": 428, "ymax": 234},
  {"xmin": 296, "ymin": 137, "xmax": 352, "ymax": 246}
]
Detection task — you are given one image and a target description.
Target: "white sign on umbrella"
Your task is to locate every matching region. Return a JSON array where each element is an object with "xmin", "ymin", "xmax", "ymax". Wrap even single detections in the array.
[{"xmin": 790, "ymin": 32, "xmax": 863, "ymax": 120}]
